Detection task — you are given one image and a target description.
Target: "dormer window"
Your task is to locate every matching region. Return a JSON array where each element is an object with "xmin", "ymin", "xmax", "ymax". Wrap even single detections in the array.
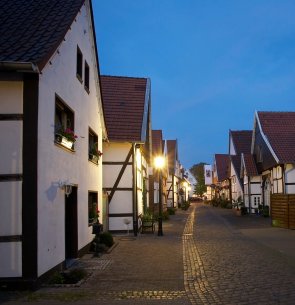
[{"xmin": 76, "ymin": 46, "xmax": 83, "ymax": 82}]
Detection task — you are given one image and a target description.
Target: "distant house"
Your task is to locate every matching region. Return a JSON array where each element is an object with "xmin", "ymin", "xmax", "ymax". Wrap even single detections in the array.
[
  {"xmin": 166, "ymin": 140, "xmax": 182, "ymax": 207},
  {"xmin": 0, "ymin": 0, "xmax": 106, "ymax": 286},
  {"xmin": 100, "ymin": 75, "xmax": 152, "ymax": 233},
  {"xmin": 212, "ymin": 154, "xmax": 231, "ymax": 200},
  {"xmin": 229, "ymin": 130, "xmax": 252, "ymax": 202},
  {"xmin": 149, "ymin": 130, "xmax": 168, "ymax": 214},
  {"xmin": 252, "ymin": 111, "xmax": 295, "ymax": 209},
  {"xmin": 240, "ymin": 153, "xmax": 261, "ymax": 213},
  {"xmin": 204, "ymin": 164, "xmax": 213, "ymax": 200}
]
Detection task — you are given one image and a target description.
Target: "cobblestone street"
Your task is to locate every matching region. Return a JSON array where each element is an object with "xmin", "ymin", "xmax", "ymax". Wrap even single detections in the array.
[{"xmin": 1, "ymin": 202, "xmax": 295, "ymax": 305}]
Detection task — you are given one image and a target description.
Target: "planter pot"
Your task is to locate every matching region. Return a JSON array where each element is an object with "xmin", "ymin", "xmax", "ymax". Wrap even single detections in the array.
[
  {"xmin": 55, "ymin": 134, "xmax": 74, "ymax": 149},
  {"xmin": 89, "ymin": 153, "xmax": 98, "ymax": 163},
  {"xmin": 236, "ymin": 209, "xmax": 242, "ymax": 216}
]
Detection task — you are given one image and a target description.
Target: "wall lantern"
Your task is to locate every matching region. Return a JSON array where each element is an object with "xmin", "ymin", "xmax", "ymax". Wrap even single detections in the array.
[{"xmin": 58, "ymin": 180, "xmax": 73, "ymax": 197}]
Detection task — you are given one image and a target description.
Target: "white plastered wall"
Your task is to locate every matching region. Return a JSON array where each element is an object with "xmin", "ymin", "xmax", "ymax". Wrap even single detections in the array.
[
  {"xmin": 285, "ymin": 164, "xmax": 295, "ymax": 193},
  {"xmin": 0, "ymin": 82, "xmax": 23, "ymax": 277},
  {"xmin": 37, "ymin": 1, "xmax": 103, "ymax": 276},
  {"xmin": 103, "ymin": 142, "xmax": 133, "ymax": 231},
  {"xmin": 103, "ymin": 142, "xmax": 147, "ymax": 231}
]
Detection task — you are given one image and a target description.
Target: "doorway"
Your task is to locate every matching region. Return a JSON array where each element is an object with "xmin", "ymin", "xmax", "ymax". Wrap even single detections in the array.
[{"xmin": 65, "ymin": 186, "xmax": 78, "ymax": 260}]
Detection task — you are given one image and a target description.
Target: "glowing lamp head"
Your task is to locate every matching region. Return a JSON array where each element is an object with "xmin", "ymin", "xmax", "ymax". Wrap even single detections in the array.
[{"xmin": 154, "ymin": 155, "xmax": 165, "ymax": 169}]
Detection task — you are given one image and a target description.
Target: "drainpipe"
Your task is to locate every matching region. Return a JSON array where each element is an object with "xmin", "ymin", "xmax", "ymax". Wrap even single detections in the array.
[
  {"xmin": 132, "ymin": 143, "xmax": 138, "ymax": 236},
  {"xmin": 248, "ymin": 176, "xmax": 251, "ymax": 214},
  {"xmin": 172, "ymin": 175, "xmax": 175, "ymax": 208}
]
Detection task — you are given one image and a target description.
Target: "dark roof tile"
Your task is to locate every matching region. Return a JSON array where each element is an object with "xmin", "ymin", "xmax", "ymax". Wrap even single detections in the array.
[
  {"xmin": 100, "ymin": 75, "xmax": 148, "ymax": 142},
  {"xmin": 230, "ymin": 130, "xmax": 252, "ymax": 155},
  {"xmin": 215, "ymin": 154, "xmax": 230, "ymax": 181},
  {"xmin": 0, "ymin": 0, "xmax": 85, "ymax": 70},
  {"xmin": 152, "ymin": 130, "xmax": 163, "ymax": 156},
  {"xmin": 257, "ymin": 111, "xmax": 295, "ymax": 163},
  {"xmin": 243, "ymin": 154, "xmax": 258, "ymax": 176}
]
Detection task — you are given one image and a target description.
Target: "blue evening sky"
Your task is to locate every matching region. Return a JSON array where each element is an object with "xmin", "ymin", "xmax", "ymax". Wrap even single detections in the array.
[{"xmin": 93, "ymin": 1, "xmax": 295, "ymax": 169}]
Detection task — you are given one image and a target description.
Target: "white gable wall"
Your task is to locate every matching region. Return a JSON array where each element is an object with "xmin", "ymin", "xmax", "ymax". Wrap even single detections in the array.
[
  {"xmin": 37, "ymin": 1, "xmax": 103, "ymax": 276},
  {"xmin": 230, "ymin": 162, "xmax": 243, "ymax": 202},
  {"xmin": 229, "ymin": 136, "xmax": 236, "ymax": 155}
]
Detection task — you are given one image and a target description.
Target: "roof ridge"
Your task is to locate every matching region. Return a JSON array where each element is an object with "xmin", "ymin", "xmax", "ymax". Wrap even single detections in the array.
[
  {"xmin": 101, "ymin": 74, "xmax": 148, "ymax": 80},
  {"xmin": 257, "ymin": 111, "xmax": 295, "ymax": 114}
]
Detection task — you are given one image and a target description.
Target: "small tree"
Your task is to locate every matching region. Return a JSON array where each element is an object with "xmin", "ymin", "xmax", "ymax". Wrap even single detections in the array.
[{"xmin": 190, "ymin": 162, "xmax": 207, "ymax": 197}]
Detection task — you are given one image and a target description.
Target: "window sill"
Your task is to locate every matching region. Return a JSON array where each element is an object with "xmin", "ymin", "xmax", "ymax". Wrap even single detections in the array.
[
  {"xmin": 84, "ymin": 86, "xmax": 90, "ymax": 94},
  {"xmin": 76, "ymin": 74, "xmax": 83, "ymax": 84},
  {"xmin": 89, "ymin": 154, "xmax": 99, "ymax": 165},
  {"xmin": 55, "ymin": 135, "xmax": 75, "ymax": 152}
]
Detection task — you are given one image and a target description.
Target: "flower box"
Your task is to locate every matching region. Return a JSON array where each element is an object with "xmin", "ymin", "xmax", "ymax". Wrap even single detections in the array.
[
  {"xmin": 55, "ymin": 133, "xmax": 74, "ymax": 150},
  {"xmin": 89, "ymin": 153, "xmax": 98, "ymax": 164}
]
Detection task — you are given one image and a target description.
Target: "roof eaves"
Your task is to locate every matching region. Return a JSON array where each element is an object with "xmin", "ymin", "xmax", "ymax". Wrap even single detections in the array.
[{"xmin": 0, "ymin": 61, "xmax": 39, "ymax": 73}]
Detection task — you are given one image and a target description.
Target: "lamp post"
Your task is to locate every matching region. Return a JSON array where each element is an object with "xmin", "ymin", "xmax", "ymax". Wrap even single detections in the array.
[{"xmin": 154, "ymin": 155, "xmax": 165, "ymax": 236}]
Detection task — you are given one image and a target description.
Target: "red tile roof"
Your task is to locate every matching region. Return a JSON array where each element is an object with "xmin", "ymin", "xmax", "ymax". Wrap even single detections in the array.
[
  {"xmin": 152, "ymin": 130, "xmax": 163, "ymax": 156},
  {"xmin": 257, "ymin": 111, "xmax": 295, "ymax": 163},
  {"xmin": 0, "ymin": 0, "xmax": 85, "ymax": 71},
  {"xmin": 167, "ymin": 140, "xmax": 178, "ymax": 174},
  {"xmin": 100, "ymin": 76, "xmax": 150, "ymax": 142},
  {"xmin": 215, "ymin": 154, "xmax": 230, "ymax": 181},
  {"xmin": 242, "ymin": 154, "xmax": 258, "ymax": 176},
  {"xmin": 230, "ymin": 130, "xmax": 252, "ymax": 155}
]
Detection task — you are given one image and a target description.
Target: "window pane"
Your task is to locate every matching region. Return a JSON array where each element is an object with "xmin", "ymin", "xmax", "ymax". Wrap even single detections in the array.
[
  {"xmin": 84, "ymin": 61, "xmax": 89, "ymax": 91},
  {"xmin": 77, "ymin": 46, "xmax": 83, "ymax": 80}
]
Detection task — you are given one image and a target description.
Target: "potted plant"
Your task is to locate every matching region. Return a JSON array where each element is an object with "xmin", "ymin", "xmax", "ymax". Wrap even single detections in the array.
[
  {"xmin": 55, "ymin": 126, "xmax": 78, "ymax": 149},
  {"xmin": 232, "ymin": 196, "xmax": 244, "ymax": 216},
  {"xmin": 89, "ymin": 142, "xmax": 103, "ymax": 163},
  {"xmin": 263, "ymin": 205, "xmax": 269, "ymax": 217}
]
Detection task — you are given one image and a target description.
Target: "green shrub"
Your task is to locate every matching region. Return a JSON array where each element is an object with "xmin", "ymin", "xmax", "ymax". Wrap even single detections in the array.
[
  {"xmin": 48, "ymin": 268, "xmax": 87, "ymax": 285},
  {"xmin": 99, "ymin": 232, "xmax": 114, "ymax": 248},
  {"xmin": 167, "ymin": 208, "xmax": 176, "ymax": 215},
  {"xmin": 64, "ymin": 268, "xmax": 87, "ymax": 284},
  {"xmin": 181, "ymin": 201, "xmax": 190, "ymax": 210},
  {"xmin": 48, "ymin": 271, "xmax": 65, "ymax": 284}
]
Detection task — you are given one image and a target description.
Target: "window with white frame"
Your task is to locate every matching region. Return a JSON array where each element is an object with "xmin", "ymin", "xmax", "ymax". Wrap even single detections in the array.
[{"xmin": 54, "ymin": 95, "xmax": 76, "ymax": 150}]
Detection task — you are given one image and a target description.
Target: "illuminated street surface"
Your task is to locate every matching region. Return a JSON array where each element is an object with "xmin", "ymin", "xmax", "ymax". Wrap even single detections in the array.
[{"xmin": 1, "ymin": 202, "xmax": 295, "ymax": 305}]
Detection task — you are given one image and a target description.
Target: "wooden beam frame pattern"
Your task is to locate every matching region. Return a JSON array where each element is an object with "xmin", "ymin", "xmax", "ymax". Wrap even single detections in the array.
[{"xmin": 108, "ymin": 146, "xmax": 133, "ymax": 204}]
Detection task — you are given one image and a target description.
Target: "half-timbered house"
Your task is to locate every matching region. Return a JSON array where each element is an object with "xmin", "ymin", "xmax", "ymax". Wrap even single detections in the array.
[
  {"xmin": 240, "ymin": 153, "xmax": 262, "ymax": 213},
  {"xmin": 212, "ymin": 154, "xmax": 231, "ymax": 200},
  {"xmin": 100, "ymin": 75, "xmax": 152, "ymax": 233},
  {"xmin": 166, "ymin": 140, "xmax": 182, "ymax": 208},
  {"xmin": 252, "ymin": 111, "xmax": 295, "ymax": 224},
  {"xmin": 149, "ymin": 130, "xmax": 168, "ymax": 214},
  {"xmin": 0, "ymin": 0, "xmax": 106, "ymax": 286},
  {"xmin": 229, "ymin": 130, "xmax": 252, "ymax": 202}
]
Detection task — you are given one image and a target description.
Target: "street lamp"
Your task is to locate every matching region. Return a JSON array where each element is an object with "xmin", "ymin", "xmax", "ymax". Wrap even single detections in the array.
[{"xmin": 154, "ymin": 155, "xmax": 165, "ymax": 236}]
